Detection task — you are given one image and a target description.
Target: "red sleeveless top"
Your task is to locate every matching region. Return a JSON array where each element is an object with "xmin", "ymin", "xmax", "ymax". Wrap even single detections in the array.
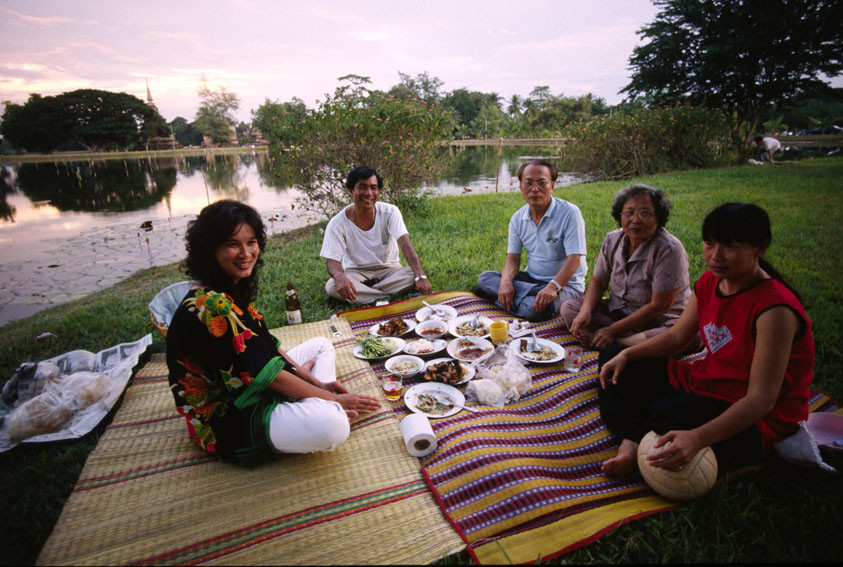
[{"xmin": 669, "ymin": 271, "xmax": 814, "ymax": 454}]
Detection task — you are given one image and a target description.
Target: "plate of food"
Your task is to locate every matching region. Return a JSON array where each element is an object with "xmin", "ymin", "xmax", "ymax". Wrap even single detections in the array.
[
  {"xmin": 369, "ymin": 317, "xmax": 416, "ymax": 337},
  {"xmin": 447, "ymin": 336, "xmax": 494, "ymax": 364},
  {"xmin": 352, "ymin": 336, "xmax": 406, "ymax": 360},
  {"xmin": 404, "ymin": 382, "xmax": 465, "ymax": 418},
  {"xmin": 509, "ymin": 337, "xmax": 565, "ymax": 364},
  {"xmin": 448, "ymin": 315, "xmax": 493, "ymax": 339},
  {"xmin": 385, "ymin": 355, "xmax": 425, "ymax": 378},
  {"xmin": 403, "ymin": 338, "xmax": 448, "ymax": 358},
  {"xmin": 415, "ymin": 304, "xmax": 458, "ymax": 322},
  {"xmin": 422, "ymin": 357, "xmax": 475, "ymax": 385}
]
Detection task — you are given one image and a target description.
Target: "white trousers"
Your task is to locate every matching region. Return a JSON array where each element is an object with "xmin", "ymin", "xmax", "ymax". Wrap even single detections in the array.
[{"xmin": 267, "ymin": 337, "xmax": 350, "ymax": 454}]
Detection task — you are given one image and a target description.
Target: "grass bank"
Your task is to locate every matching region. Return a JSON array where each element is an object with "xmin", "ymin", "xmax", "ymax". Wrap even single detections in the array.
[{"xmin": 1, "ymin": 158, "xmax": 841, "ymax": 564}]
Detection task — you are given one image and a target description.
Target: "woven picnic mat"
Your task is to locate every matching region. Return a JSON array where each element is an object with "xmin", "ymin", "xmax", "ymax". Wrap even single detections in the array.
[
  {"xmin": 340, "ymin": 291, "xmax": 843, "ymax": 565},
  {"xmin": 36, "ymin": 318, "xmax": 464, "ymax": 566}
]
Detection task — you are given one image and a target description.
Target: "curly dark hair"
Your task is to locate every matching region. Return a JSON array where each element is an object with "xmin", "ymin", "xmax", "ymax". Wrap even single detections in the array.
[
  {"xmin": 610, "ymin": 184, "xmax": 672, "ymax": 228},
  {"xmin": 183, "ymin": 200, "xmax": 267, "ymax": 304}
]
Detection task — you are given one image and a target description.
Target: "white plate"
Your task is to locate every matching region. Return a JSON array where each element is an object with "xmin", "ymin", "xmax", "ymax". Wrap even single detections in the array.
[
  {"xmin": 416, "ymin": 304, "xmax": 458, "ymax": 322},
  {"xmin": 447, "ymin": 336, "xmax": 494, "ymax": 364},
  {"xmin": 448, "ymin": 315, "xmax": 494, "ymax": 339},
  {"xmin": 509, "ymin": 337, "xmax": 565, "ymax": 364},
  {"xmin": 403, "ymin": 338, "xmax": 448, "ymax": 357},
  {"xmin": 423, "ymin": 357, "xmax": 476, "ymax": 385},
  {"xmin": 369, "ymin": 318, "xmax": 417, "ymax": 337},
  {"xmin": 385, "ymin": 354, "xmax": 425, "ymax": 378},
  {"xmin": 352, "ymin": 337, "xmax": 406, "ymax": 360},
  {"xmin": 404, "ymin": 382, "xmax": 466, "ymax": 418}
]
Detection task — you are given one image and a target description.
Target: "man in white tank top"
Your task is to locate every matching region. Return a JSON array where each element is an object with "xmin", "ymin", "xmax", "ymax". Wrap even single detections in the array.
[{"xmin": 320, "ymin": 166, "xmax": 433, "ymax": 304}]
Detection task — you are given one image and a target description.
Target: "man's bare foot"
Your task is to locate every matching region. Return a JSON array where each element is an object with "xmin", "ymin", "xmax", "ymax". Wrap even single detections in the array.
[
  {"xmin": 602, "ymin": 439, "xmax": 639, "ymax": 477},
  {"xmin": 576, "ymin": 329, "xmax": 594, "ymax": 348}
]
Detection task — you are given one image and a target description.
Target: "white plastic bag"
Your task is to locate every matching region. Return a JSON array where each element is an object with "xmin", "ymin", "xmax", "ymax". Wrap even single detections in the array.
[
  {"xmin": 471, "ymin": 344, "xmax": 532, "ymax": 405},
  {"xmin": 466, "ymin": 379, "xmax": 507, "ymax": 408}
]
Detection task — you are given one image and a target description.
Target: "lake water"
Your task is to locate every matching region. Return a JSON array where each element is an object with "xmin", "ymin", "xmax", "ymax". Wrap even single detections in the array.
[{"xmin": 0, "ymin": 146, "xmax": 576, "ymax": 325}]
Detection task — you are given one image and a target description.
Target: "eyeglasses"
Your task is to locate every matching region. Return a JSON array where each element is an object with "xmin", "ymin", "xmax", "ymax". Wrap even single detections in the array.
[
  {"xmin": 622, "ymin": 209, "xmax": 656, "ymax": 220},
  {"xmin": 521, "ymin": 179, "xmax": 551, "ymax": 190}
]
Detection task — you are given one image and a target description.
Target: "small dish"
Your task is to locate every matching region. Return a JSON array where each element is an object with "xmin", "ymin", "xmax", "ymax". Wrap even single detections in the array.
[
  {"xmin": 509, "ymin": 337, "xmax": 565, "ymax": 364},
  {"xmin": 423, "ymin": 357, "xmax": 475, "ymax": 385},
  {"xmin": 447, "ymin": 336, "xmax": 494, "ymax": 364},
  {"xmin": 385, "ymin": 354, "xmax": 425, "ymax": 378},
  {"xmin": 404, "ymin": 382, "xmax": 465, "ymax": 418},
  {"xmin": 416, "ymin": 304, "xmax": 458, "ymax": 322},
  {"xmin": 369, "ymin": 318, "xmax": 417, "ymax": 337},
  {"xmin": 352, "ymin": 337, "xmax": 406, "ymax": 360},
  {"xmin": 415, "ymin": 319, "xmax": 449, "ymax": 340},
  {"xmin": 448, "ymin": 315, "xmax": 493, "ymax": 339},
  {"xmin": 403, "ymin": 338, "xmax": 448, "ymax": 358}
]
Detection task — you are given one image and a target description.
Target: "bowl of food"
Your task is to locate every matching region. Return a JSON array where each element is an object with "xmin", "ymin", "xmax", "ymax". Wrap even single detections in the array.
[
  {"xmin": 423, "ymin": 357, "xmax": 475, "ymax": 385},
  {"xmin": 403, "ymin": 338, "xmax": 447, "ymax": 358},
  {"xmin": 448, "ymin": 315, "xmax": 493, "ymax": 339},
  {"xmin": 385, "ymin": 355, "xmax": 425, "ymax": 378},
  {"xmin": 415, "ymin": 304, "xmax": 458, "ymax": 322},
  {"xmin": 415, "ymin": 318, "xmax": 449, "ymax": 340},
  {"xmin": 447, "ymin": 336, "xmax": 494, "ymax": 364},
  {"xmin": 370, "ymin": 317, "xmax": 416, "ymax": 337}
]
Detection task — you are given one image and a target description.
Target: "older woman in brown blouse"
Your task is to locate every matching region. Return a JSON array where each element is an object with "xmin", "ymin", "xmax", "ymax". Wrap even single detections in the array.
[{"xmin": 561, "ymin": 184, "xmax": 697, "ymax": 351}]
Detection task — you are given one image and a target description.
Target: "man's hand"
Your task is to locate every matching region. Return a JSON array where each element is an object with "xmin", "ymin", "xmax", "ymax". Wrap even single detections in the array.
[
  {"xmin": 498, "ymin": 279, "xmax": 515, "ymax": 311},
  {"xmin": 533, "ymin": 283, "xmax": 558, "ymax": 313},
  {"xmin": 334, "ymin": 272, "xmax": 357, "ymax": 301},
  {"xmin": 415, "ymin": 277, "xmax": 433, "ymax": 295}
]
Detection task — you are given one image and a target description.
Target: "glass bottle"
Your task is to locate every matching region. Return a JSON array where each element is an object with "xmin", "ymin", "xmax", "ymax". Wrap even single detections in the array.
[{"xmin": 285, "ymin": 280, "xmax": 302, "ymax": 325}]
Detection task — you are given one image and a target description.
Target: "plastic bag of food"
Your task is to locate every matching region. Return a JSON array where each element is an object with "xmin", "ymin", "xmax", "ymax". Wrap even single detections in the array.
[
  {"xmin": 4, "ymin": 371, "xmax": 110, "ymax": 443},
  {"xmin": 466, "ymin": 379, "xmax": 507, "ymax": 408},
  {"xmin": 474, "ymin": 344, "xmax": 532, "ymax": 403}
]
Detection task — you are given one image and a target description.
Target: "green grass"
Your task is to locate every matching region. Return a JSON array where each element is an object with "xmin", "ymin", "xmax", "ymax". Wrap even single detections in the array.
[{"xmin": 1, "ymin": 158, "xmax": 841, "ymax": 565}]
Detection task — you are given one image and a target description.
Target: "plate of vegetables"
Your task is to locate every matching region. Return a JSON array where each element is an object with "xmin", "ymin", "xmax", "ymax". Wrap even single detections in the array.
[{"xmin": 353, "ymin": 336, "xmax": 406, "ymax": 360}]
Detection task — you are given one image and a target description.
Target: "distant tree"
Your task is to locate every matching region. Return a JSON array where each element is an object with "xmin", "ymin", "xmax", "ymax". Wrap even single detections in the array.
[
  {"xmin": 441, "ymin": 88, "xmax": 489, "ymax": 136},
  {"xmin": 194, "ymin": 83, "xmax": 241, "ymax": 144},
  {"xmin": 270, "ymin": 76, "xmax": 452, "ymax": 215},
  {"xmin": 623, "ymin": 0, "xmax": 843, "ymax": 159},
  {"xmin": 507, "ymin": 94, "xmax": 522, "ymax": 116},
  {"xmin": 170, "ymin": 116, "xmax": 203, "ymax": 147},
  {"xmin": 528, "ymin": 86, "xmax": 552, "ymax": 113},
  {"xmin": 0, "ymin": 89, "xmax": 167, "ymax": 152},
  {"xmin": 251, "ymin": 97, "xmax": 309, "ymax": 147},
  {"xmin": 389, "ymin": 71, "xmax": 444, "ymax": 104}
]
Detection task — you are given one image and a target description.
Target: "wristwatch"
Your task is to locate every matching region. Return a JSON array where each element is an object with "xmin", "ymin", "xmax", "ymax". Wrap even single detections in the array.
[
  {"xmin": 549, "ymin": 279, "xmax": 562, "ymax": 291},
  {"xmin": 414, "ymin": 274, "xmax": 428, "ymax": 282}
]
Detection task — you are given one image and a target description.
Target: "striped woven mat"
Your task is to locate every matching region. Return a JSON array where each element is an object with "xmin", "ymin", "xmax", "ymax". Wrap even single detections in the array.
[
  {"xmin": 36, "ymin": 317, "xmax": 465, "ymax": 566},
  {"xmin": 340, "ymin": 291, "xmax": 843, "ymax": 564}
]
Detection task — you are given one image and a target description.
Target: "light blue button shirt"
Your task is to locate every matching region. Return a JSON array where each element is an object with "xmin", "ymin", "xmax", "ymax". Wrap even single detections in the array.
[{"xmin": 507, "ymin": 197, "xmax": 587, "ymax": 292}]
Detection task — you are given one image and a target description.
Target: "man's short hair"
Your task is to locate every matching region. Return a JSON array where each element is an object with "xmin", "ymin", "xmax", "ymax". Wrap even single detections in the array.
[
  {"xmin": 754, "ymin": 135, "xmax": 764, "ymax": 143},
  {"xmin": 516, "ymin": 159, "xmax": 558, "ymax": 182},
  {"xmin": 345, "ymin": 166, "xmax": 383, "ymax": 190}
]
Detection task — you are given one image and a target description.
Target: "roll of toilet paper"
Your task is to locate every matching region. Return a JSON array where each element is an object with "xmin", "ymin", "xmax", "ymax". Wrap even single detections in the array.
[{"xmin": 400, "ymin": 413, "xmax": 437, "ymax": 457}]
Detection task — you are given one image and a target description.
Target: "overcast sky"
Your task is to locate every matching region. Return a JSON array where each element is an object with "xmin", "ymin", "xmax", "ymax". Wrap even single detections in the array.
[{"xmin": 2, "ymin": 1, "xmax": 839, "ymax": 125}]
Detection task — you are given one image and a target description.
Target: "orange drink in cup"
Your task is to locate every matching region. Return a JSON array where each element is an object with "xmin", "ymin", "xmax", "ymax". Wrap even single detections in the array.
[
  {"xmin": 382, "ymin": 374, "xmax": 403, "ymax": 400},
  {"xmin": 489, "ymin": 321, "xmax": 508, "ymax": 343}
]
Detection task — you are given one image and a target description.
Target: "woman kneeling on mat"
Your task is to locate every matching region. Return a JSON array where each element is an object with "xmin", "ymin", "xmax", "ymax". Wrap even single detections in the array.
[
  {"xmin": 598, "ymin": 203, "xmax": 814, "ymax": 476},
  {"xmin": 166, "ymin": 200, "xmax": 380, "ymax": 464}
]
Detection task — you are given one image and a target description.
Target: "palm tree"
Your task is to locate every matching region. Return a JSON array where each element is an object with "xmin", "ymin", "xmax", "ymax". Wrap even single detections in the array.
[{"xmin": 508, "ymin": 94, "xmax": 522, "ymax": 116}]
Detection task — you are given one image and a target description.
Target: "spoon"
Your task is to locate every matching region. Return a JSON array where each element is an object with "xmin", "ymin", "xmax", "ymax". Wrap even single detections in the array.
[
  {"xmin": 470, "ymin": 315, "xmax": 479, "ymax": 329},
  {"xmin": 529, "ymin": 330, "xmax": 540, "ymax": 352},
  {"xmin": 422, "ymin": 300, "xmax": 445, "ymax": 317},
  {"xmin": 431, "ymin": 393, "xmax": 479, "ymax": 413}
]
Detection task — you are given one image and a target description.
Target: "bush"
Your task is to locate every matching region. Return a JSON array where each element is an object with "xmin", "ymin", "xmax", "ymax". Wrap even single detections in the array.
[
  {"xmin": 269, "ymin": 80, "xmax": 452, "ymax": 216},
  {"xmin": 561, "ymin": 105, "xmax": 731, "ymax": 179}
]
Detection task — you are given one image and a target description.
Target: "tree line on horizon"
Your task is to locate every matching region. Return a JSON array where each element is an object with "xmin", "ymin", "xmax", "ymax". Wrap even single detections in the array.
[{"xmin": 1, "ymin": 0, "xmax": 841, "ymax": 156}]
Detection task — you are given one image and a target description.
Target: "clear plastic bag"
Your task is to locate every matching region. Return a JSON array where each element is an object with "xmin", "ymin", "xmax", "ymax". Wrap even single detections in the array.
[
  {"xmin": 466, "ymin": 379, "xmax": 507, "ymax": 408},
  {"xmin": 470, "ymin": 343, "xmax": 532, "ymax": 405}
]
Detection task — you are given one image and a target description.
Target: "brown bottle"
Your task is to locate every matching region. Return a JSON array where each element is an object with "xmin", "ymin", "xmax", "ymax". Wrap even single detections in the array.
[{"xmin": 285, "ymin": 281, "xmax": 302, "ymax": 325}]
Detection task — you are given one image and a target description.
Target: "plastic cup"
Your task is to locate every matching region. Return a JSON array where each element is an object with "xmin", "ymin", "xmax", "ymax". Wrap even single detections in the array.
[
  {"xmin": 565, "ymin": 346, "xmax": 583, "ymax": 372},
  {"xmin": 382, "ymin": 374, "xmax": 403, "ymax": 401},
  {"xmin": 489, "ymin": 320, "xmax": 508, "ymax": 343}
]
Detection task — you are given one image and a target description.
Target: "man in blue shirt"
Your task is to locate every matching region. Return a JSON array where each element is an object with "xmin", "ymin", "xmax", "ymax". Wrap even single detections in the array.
[{"xmin": 477, "ymin": 159, "xmax": 586, "ymax": 321}]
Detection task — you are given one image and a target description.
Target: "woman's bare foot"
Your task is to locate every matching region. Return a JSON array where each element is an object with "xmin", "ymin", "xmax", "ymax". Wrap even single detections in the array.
[
  {"xmin": 602, "ymin": 439, "xmax": 639, "ymax": 477},
  {"xmin": 301, "ymin": 359, "xmax": 316, "ymax": 373}
]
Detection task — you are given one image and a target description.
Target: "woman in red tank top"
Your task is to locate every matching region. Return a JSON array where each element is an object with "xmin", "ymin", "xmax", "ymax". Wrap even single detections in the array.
[{"xmin": 597, "ymin": 203, "xmax": 814, "ymax": 477}]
